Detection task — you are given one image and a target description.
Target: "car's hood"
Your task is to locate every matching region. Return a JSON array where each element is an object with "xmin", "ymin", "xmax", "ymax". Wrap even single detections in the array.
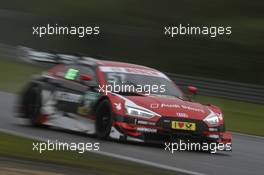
[{"xmin": 124, "ymin": 95, "xmax": 210, "ymax": 120}]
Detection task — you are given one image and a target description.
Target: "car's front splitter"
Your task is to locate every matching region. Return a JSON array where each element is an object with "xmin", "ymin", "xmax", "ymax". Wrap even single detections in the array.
[{"xmin": 110, "ymin": 120, "xmax": 232, "ymax": 145}]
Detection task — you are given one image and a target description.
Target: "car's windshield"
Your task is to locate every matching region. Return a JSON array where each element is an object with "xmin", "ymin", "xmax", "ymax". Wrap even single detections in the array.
[{"xmin": 103, "ymin": 71, "xmax": 183, "ymax": 97}]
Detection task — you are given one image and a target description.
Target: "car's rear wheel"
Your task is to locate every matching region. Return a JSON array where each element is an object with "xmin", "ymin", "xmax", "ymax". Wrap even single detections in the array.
[
  {"xmin": 25, "ymin": 86, "xmax": 42, "ymax": 126},
  {"xmin": 95, "ymin": 99, "xmax": 113, "ymax": 139}
]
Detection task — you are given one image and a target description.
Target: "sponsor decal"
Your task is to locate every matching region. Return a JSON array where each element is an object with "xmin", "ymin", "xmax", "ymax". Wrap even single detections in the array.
[
  {"xmin": 77, "ymin": 106, "xmax": 90, "ymax": 115},
  {"xmin": 161, "ymin": 103, "xmax": 180, "ymax": 108},
  {"xmin": 55, "ymin": 91, "xmax": 82, "ymax": 103},
  {"xmin": 78, "ymin": 91, "xmax": 101, "ymax": 115},
  {"xmin": 181, "ymin": 105, "xmax": 205, "ymax": 113},
  {"xmin": 65, "ymin": 68, "xmax": 79, "ymax": 80},
  {"xmin": 114, "ymin": 103, "xmax": 122, "ymax": 110},
  {"xmin": 151, "ymin": 103, "xmax": 204, "ymax": 113},
  {"xmin": 99, "ymin": 66, "xmax": 169, "ymax": 79},
  {"xmin": 208, "ymin": 128, "xmax": 218, "ymax": 132},
  {"xmin": 171, "ymin": 121, "xmax": 196, "ymax": 131},
  {"xmin": 176, "ymin": 112, "xmax": 188, "ymax": 118},
  {"xmin": 137, "ymin": 120, "xmax": 156, "ymax": 126},
  {"xmin": 150, "ymin": 103, "xmax": 159, "ymax": 108},
  {"xmin": 136, "ymin": 127, "xmax": 157, "ymax": 133},
  {"xmin": 163, "ymin": 119, "xmax": 170, "ymax": 123},
  {"xmin": 84, "ymin": 92, "xmax": 100, "ymax": 104}
]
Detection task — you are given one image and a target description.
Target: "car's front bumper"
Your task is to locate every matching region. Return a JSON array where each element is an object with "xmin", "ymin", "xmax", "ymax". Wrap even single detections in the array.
[{"xmin": 110, "ymin": 115, "xmax": 232, "ymax": 145}]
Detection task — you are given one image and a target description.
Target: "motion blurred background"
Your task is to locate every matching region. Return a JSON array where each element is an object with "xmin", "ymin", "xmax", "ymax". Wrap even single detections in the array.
[
  {"xmin": 0, "ymin": 1, "xmax": 264, "ymax": 175},
  {"xmin": 1, "ymin": 0, "xmax": 264, "ymax": 84}
]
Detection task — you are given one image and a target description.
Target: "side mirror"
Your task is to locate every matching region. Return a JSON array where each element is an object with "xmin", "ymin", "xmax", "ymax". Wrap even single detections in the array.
[
  {"xmin": 187, "ymin": 86, "xmax": 198, "ymax": 101},
  {"xmin": 79, "ymin": 74, "xmax": 97, "ymax": 89},
  {"xmin": 188, "ymin": 86, "xmax": 198, "ymax": 94},
  {"xmin": 80, "ymin": 74, "xmax": 92, "ymax": 81}
]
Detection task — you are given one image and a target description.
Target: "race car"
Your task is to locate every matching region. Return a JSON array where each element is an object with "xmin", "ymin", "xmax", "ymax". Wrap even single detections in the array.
[{"xmin": 17, "ymin": 57, "xmax": 232, "ymax": 146}]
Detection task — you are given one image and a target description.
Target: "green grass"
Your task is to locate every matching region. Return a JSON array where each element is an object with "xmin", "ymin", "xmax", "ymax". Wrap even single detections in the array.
[
  {"xmin": 0, "ymin": 59, "xmax": 46, "ymax": 93},
  {"xmin": 0, "ymin": 132, "xmax": 175, "ymax": 175},
  {"xmin": 196, "ymin": 96, "xmax": 264, "ymax": 136},
  {"xmin": 0, "ymin": 59, "xmax": 263, "ymax": 136},
  {"xmin": 0, "ymin": 59, "xmax": 45, "ymax": 93}
]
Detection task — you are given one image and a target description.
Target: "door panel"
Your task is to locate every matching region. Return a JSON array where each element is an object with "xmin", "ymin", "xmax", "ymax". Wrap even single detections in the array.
[{"xmin": 52, "ymin": 64, "xmax": 99, "ymax": 117}]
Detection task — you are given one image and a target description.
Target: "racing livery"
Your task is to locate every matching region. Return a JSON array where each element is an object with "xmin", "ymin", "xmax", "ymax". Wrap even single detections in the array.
[{"xmin": 17, "ymin": 57, "xmax": 232, "ymax": 146}]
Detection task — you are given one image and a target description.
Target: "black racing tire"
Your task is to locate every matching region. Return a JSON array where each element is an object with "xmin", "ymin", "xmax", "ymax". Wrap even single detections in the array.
[
  {"xmin": 95, "ymin": 99, "xmax": 113, "ymax": 139},
  {"xmin": 24, "ymin": 86, "xmax": 42, "ymax": 126}
]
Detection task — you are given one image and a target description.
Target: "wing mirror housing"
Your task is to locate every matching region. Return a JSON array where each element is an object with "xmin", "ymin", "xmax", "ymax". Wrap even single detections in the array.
[
  {"xmin": 80, "ymin": 74, "xmax": 92, "ymax": 81},
  {"xmin": 187, "ymin": 86, "xmax": 198, "ymax": 100},
  {"xmin": 188, "ymin": 86, "xmax": 198, "ymax": 94},
  {"xmin": 79, "ymin": 74, "xmax": 98, "ymax": 90}
]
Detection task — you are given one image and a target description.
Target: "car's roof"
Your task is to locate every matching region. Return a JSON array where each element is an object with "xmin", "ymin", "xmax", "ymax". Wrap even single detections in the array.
[{"xmin": 81, "ymin": 57, "xmax": 159, "ymax": 71}]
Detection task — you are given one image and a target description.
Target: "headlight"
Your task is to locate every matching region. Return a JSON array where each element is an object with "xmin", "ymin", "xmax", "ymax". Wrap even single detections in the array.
[
  {"xmin": 126, "ymin": 106, "xmax": 156, "ymax": 119},
  {"xmin": 203, "ymin": 110, "xmax": 220, "ymax": 126}
]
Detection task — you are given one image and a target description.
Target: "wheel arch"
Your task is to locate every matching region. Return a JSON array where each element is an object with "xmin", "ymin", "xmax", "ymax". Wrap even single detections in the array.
[
  {"xmin": 18, "ymin": 80, "xmax": 53, "ymax": 118},
  {"xmin": 92, "ymin": 95, "xmax": 111, "ymax": 115}
]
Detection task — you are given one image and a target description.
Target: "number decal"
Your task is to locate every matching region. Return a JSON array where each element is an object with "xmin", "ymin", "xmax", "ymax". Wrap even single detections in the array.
[{"xmin": 65, "ymin": 68, "xmax": 79, "ymax": 80}]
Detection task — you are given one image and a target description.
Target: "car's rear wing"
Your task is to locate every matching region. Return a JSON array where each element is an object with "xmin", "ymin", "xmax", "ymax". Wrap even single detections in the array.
[{"xmin": 17, "ymin": 46, "xmax": 102, "ymax": 66}]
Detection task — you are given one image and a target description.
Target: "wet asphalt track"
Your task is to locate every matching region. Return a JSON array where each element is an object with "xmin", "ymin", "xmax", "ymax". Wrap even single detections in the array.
[{"xmin": 0, "ymin": 92, "xmax": 263, "ymax": 175}]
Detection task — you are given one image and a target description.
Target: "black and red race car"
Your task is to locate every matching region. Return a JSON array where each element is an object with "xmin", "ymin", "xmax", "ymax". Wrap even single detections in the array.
[{"xmin": 17, "ymin": 57, "xmax": 232, "ymax": 147}]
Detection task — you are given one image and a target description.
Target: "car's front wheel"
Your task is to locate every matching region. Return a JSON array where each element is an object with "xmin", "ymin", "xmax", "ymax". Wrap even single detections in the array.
[{"xmin": 95, "ymin": 99, "xmax": 113, "ymax": 139}]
